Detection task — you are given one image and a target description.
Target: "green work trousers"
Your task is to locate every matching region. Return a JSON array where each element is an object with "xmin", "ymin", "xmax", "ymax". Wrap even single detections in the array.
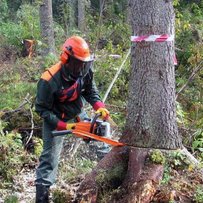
[
  {"xmin": 35, "ymin": 120, "xmax": 64, "ymax": 186},
  {"xmin": 35, "ymin": 111, "xmax": 88, "ymax": 186}
]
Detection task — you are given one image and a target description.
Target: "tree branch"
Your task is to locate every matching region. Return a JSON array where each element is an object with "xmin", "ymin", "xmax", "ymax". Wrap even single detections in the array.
[
  {"xmin": 25, "ymin": 97, "xmax": 34, "ymax": 146},
  {"xmin": 176, "ymin": 60, "xmax": 203, "ymax": 99},
  {"xmin": 181, "ymin": 147, "xmax": 203, "ymax": 174}
]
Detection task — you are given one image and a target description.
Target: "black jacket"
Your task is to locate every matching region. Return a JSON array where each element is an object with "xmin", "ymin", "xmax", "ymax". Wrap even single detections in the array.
[{"xmin": 35, "ymin": 62, "xmax": 102, "ymax": 128}]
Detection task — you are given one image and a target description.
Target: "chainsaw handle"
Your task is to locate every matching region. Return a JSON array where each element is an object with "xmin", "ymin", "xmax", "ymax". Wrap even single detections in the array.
[
  {"xmin": 52, "ymin": 113, "xmax": 102, "ymax": 136},
  {"xmin": 90, "ymin": 113, "xmax": 101, "ymax": 133},
  {"xmin": 52, "ymin": 130, "xmax": 72, "ymax": 136}
]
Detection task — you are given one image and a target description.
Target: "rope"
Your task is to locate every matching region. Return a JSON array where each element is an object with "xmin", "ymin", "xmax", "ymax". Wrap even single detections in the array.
[{"xmin": 103, "ymin": 48, "xmax": 131, "ymax": 103}]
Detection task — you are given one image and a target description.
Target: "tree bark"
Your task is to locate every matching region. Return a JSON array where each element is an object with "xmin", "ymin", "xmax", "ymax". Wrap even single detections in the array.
[
  {"xmin": 39, "ymin": 0, "xmax": 56, "ymax": 56},
  {"xmin": 75, "ymin": 147, "xmax": 129, "ymax": 202},
  {"xmin": 68, "ymin": 0, "xmax": 76, "ymax": 32},
  {"xmin": 62, "ymin": 0, "xmax": 69, "ymax": 36},
  {"xmin": 122, "ymin": 0, "xmax": 182, "ymax": 149},
  {"xmin": 78, "ymin": 0, "xmax": 85, "ymax": 31}
]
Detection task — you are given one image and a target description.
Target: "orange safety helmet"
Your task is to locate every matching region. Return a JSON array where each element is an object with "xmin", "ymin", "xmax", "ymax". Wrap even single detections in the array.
[{"xmin": 60, "ymin": 36, "xmax": 91, "ymax": 64}]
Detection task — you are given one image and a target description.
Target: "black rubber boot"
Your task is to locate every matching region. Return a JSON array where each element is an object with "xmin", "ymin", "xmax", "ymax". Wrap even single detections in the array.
[{"xmin": 35, "ymin": 184, "xmax": 49, "ymax": 203}]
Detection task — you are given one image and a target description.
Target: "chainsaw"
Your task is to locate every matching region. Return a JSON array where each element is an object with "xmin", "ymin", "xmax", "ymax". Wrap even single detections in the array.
[
  {"xmin": 52, "ymin": 114, "xmax": 179, "ymax": 150},
  {"xmin": 52, "ymin": 114, "xmax": 124, "ymax": 147}
]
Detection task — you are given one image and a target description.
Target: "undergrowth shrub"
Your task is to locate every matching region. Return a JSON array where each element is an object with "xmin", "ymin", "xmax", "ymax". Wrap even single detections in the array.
[
  {"xmin": 194, "ymin": 185, "xmax": 203, "ymax": 203},
  {"xmin": 4, "ymin": 195, "xmax": 19, "ymax": 203},
  {"xmin": 0, "ymin": 0, "xmax": 8, "ymax": 22},
  {"xmin": 0, "ymin": 120, "xmax": 25, "ymax": 184},
  {"xmin": 0, "ymin": 73, "xmax": 36, "ymax": 110},
  {"xmin": 94, "ymin": 45, "xmax": 130, "ymax": 103},
  {"xmin": 0, "ymin": 4, "xmax": 40, "ymax": 49},
  {"xmin": 192, "ymin": 129, "xmax": 203, "ymax": 161}
]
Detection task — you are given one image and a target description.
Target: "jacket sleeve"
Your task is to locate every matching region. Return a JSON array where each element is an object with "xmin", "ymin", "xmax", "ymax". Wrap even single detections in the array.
[
  {"xmin": 82, "ymin": 70, "xmax": 105, "ymax": 110},
  {"xmin": 35, "ymin": 79, "xmax": 59, "ymax": 128}
]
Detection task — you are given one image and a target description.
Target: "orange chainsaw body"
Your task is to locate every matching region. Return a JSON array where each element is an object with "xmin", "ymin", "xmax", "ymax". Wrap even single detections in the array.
[
  {"xmin": 52, "ymin": 115, "xmax": 125, "ymax": 147},
  {"xmin": 72, "ymin": 121, "xmax": 125, "ymax": 147}
]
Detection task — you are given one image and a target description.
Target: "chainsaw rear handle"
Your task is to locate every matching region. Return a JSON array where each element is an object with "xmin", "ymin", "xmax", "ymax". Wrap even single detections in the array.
[
  {"xmin": 90, "ymin": 113, "xmax": 102, "ymax": 133},
  {"xmin": 52, "ymin": 113, "xmax": 102, "ymax": 136},
  {"xmin": 52, "ymin": 130, "xmax": 72, "ymax": 136}
]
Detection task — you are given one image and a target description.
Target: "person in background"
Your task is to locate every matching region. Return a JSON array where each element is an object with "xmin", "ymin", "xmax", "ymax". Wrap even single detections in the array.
[{"xmin": 35, "ymin": 36, "xmax": 109, "ymax": 202}]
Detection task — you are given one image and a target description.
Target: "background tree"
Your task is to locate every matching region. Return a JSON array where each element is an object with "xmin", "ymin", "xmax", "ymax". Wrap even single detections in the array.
[
  {"xmin": 75, "ymin": 0, "xmax": 183, "ymax": 202},
  {"xmin": 78, "ymin": 0, "xmax": 86, "ymax": 31},
  {"xmin": 67, "ymin": 0, "xmax": 77, "ymax": 32},
  {"xmin": 39, "ymin": 0, "xmax": 56, "ymax": 56}
]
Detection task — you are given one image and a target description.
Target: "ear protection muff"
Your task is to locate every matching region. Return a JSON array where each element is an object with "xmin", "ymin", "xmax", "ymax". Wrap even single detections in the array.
[
  {"xmin": 60, "ymin": 51, "xmax": 69, "ymax": 64},
  {"xmin": 60, "ymin": 46, "xmax": 73, "ymax": 64}
]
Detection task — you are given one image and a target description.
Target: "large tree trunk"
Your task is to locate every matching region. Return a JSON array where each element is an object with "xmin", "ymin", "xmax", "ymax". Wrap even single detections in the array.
[
  {"xmin": 75, "ymin": 1, "xmax": 182, "ymax": 202},
  {"xmin": 39, "ymin": 0, "xmax": 56, "ymax": 56},
  {"xmin": 122, "ymin": 0, "xmax": 182, "ymax": 150}
]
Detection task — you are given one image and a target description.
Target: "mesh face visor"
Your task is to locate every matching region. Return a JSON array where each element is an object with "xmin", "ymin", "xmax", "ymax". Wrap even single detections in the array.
[{"xmin": 68, "ymin": 56, "xmax": 93, "ymax": 78}]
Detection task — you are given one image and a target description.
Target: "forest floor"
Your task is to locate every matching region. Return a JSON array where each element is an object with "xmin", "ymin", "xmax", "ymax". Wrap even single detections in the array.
[
  {"xmin": 1, "ymin": 143, "xmax": 203, "ymax": 203},
  {"xmin": 0, "ymin": 136, "xmax": 109, "ymax": 203},
  {"xmin": 0, "ymin": 168, "xmax": 36, "ymax": 203},
  {"xmin": 0, "ymin": 52, "xmax": 203, "ymax": 203}
]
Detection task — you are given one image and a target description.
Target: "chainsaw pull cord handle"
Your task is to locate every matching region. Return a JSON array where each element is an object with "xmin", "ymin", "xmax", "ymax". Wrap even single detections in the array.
[{"xmin": 90, "ymin": 113, "xmax": 102, "ymax": 133}]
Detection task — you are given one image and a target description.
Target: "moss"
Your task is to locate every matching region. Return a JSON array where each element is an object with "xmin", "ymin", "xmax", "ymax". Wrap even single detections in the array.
[
  {"xmin": 52, "ymin": 189, "xmax": 72, "ymax": 203},
  {"xmin": 4, "ymin": 195, "xmax": 19, "ymax": 203},
  {"xmin": 96, "ymin": 171, "xmax": 107, "ymax": 186},
  {"xmin": 96, "ymin": 164, "xmax": 126, "ymax": 191},
  {"xmin": 95, "ymin": 164, "xmax": 127, "ymax": 203},
  {"xmin": 149, "ymin": 149, "xmax": 166, "ymax": 164},
  {"xmin": 33, "ymin": 137, "xmax": 43, "ymax": 157}
]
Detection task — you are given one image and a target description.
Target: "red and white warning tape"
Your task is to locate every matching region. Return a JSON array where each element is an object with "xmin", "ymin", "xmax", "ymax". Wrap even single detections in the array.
[
  {"xmin": 131, "ymin": 34, "xmax": 174, "ymax": 42},
  {"xmin": 131, "ymin": 34, "xmax": 177, "ymax": 65}
]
